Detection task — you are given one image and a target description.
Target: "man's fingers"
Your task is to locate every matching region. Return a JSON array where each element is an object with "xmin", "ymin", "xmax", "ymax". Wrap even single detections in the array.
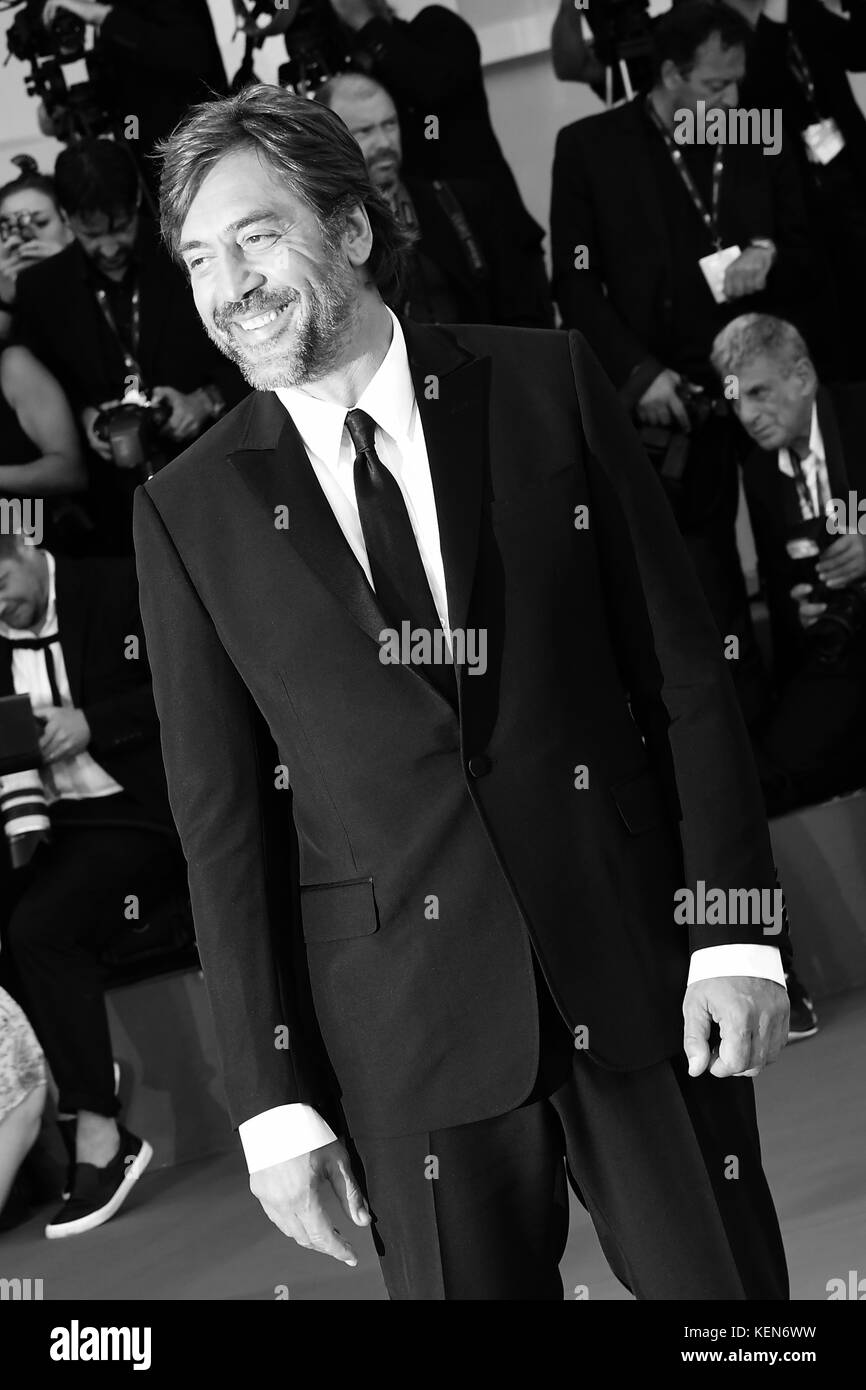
[
  {"xmin": 710, "ymin": 1021, "xmax": 752, "ymax": 1077},
  {"xmin": 682, "ymin": 997, "xmax": 711, "ymax": 1076},
  {"xmin": 327, "ymin": 1153, "xmax": 371, "ymax": 1228},
  {"xmin": 298, "ymin": 1197, "xmax": 359, "ymax": 1266}
]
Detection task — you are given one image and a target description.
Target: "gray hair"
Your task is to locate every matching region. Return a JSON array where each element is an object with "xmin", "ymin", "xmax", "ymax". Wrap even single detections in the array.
[{"xmin": 711, "ymin": 314, "xmax": 811, "ymax": 379}]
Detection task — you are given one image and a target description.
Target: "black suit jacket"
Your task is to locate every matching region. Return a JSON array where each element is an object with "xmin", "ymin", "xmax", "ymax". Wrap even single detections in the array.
[
  {"xmin": 742, "ymin": 383, "xmax": 866, "ymax": 677},
  {"xmin": 551, "ymin": 97, "xmax": 816, "ymax": 399},
  {"xmin": 14, "ymin": 229, "xmax": 246, "ymax": 418},
  {"xmin": 133, "ymin": 320, "xmax": 783, "ymax": 1140},
  {"xmin": 402, "ymin": 177, "xmax": 553, "ymax": 329},
  {"xmin": 0, "ymin": 555, "xmax": 173, "ymax": 832}
]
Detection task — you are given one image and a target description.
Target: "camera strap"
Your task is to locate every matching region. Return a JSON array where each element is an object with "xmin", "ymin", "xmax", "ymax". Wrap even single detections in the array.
[
  {"xmin": 92, "ymin": 280, "xmax": 144, "ymax": 389},
  {"xmin": 786, "ymin": 35, "xmax": 823, "ymax": 125},
  {"xmin": 646, "ymin": 97, "xmax": 725, "ymax": 250}
]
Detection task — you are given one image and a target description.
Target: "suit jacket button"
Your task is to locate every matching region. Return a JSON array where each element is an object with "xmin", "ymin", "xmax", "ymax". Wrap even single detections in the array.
[{"xmin": 468, "ymin": 754, "xmax": 491, "ymax": 778}]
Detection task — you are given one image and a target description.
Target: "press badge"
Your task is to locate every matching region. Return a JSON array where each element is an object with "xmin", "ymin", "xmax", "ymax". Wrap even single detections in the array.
[
  {"xmin": 802, "ymin": 119, "xmax": 845, "ymax": 165},
  {"xmin": 698, "ymin": 245, "xmax": 742, "ymax": 304}
]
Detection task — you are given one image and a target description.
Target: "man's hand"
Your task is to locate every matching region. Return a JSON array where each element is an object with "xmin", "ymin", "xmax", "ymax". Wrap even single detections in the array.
[
  {"xmin": 35, "ymin": 706, "xmax": 91, "ymax": 762},
  {"xmin": 42, "ymin": 1, "xmax": 112, "ymax": 29},
  {"xmin": 151, "ymin": 385, "xmax": 210, "ymax": 443},
  {"xmin": 81, "ymin": 405, "xmax": 113, "ymax": 462},
  {"xmin": 723, "ymin": 246, "xmax": 774, "ymax": 300},
  {"xmin": 329, "ymin": 0, "xmax": 379, "ymax": 31},
  {"xmin": 636, "ymin": 368, "xmax": 691, "ymax": 431},
  {"xmin": 790, "ymin": 582, "xmax": 826, "ymax": 629},
  {"xmin": 683, "ymin": 976, "xmax": 789, "ymax": 1078},
  {"xmin": 250, "ymin": 1139, "xmax": 371, "ymax": 1266},
  {"xmin": 816, "ymin": 532, "xmax": 866, "ymax": 588}
]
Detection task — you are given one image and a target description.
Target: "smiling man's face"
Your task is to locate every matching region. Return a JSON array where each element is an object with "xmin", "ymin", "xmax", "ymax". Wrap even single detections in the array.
[{"xmin": 178, "ymin": 147, "xmax": 364, "ymax": 390}]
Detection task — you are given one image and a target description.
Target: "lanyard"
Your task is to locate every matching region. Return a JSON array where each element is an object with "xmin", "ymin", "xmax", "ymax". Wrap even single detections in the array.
[
  {"xmin": 787, "ymin": 34, "xmax": 822, "ymax": 124},
  {"xmin": 647, "ymin": 97, "xmax": 725, "ymax": 251},
  {"xmin": 92, "ymin": 280, "xmax": 143, "ymax": 386}
]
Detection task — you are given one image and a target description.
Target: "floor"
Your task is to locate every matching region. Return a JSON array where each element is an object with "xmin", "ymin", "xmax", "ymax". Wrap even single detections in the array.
[{"xmin": 1, "ymin": 988, "xmax": 863, "ymax": 1301}]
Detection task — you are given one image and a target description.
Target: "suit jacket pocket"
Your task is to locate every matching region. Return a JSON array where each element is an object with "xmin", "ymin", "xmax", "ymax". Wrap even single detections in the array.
[
  {"xmin": 299, "ymin": 876, "xmax": 379, "ymax": 942},
  {"xmin": 610, "ymin": 769, "xmax": 667, "ymax": 836}
]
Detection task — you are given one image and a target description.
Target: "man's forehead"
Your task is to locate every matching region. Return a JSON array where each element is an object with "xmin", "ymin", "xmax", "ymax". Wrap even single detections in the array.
[
  {"xmin": 181, "ymin": 149, "xmax": 298, "ymax": 237},
  {"xmin": 692, "ymin": 36, "xmax": 745, "ymax": 75}
]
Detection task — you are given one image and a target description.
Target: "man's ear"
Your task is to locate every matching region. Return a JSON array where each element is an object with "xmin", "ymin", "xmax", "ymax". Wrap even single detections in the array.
[
  {"xmin": 343, "ymin": 203, "xmax": 374, "ymax": 269},
  {"xmin": 794, "ymin": 356, "xmax": 818, "ymax": 398},
  {"xmin": 659, "ymin": 58, "xmax": 682, "ymax": 95}
]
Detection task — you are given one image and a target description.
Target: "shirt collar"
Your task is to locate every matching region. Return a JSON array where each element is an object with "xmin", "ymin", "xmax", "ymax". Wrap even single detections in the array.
[
  {"xmin": 274, "ymin": 308, "xmax": 415, "ymax": 467},
  {"xmin": 778, "ymin": 400, "xmax": 823, "ymax": 476},
  {"xmin": 0, "ymin": 549, "xmax": 56, "ymax": 641}
]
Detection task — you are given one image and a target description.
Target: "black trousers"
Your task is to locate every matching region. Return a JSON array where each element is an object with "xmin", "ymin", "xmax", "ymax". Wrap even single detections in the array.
[
  {"xmin": 0, "ymin": 794, "xmax": 179, "ymax": 1117},
  {"xmin": 347, "ymin": 969, "xmax": 789, "ymax": 1301}
]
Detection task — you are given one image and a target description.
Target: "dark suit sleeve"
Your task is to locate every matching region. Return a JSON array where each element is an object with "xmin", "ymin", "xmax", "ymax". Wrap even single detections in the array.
[
  {"xmin": 763, "ymin": 141, "xmax": 816, "ymax": 308},
  {"xmin": 551, "ymin": 126, "xmax": 663, "ymax": 393},
  {"xmin": 132, "ymin": 485, "xmax": 307, "ymax": 1127},
  {"xmin": 566, "ymin": 331, "xmax": 787, "ymax": 956}
]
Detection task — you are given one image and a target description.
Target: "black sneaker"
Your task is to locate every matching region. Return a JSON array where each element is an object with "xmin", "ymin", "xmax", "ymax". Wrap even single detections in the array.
[
  {"xmin": 44, "ymin": 1127, "xmax": 152, "ymax": 1239},
  {"xmin": 785, "ymin": 970, "xmax": 819, "ymax": 1042},
  {"xmin": 59, "ymin": 1064, "xmax": 122, "ymax": 1201}
]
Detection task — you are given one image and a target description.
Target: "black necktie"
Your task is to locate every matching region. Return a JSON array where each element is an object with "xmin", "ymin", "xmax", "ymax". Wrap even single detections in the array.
[
  {"xmin": 346, "ymin": 408, "xmax": 455, "ymax": 702},
  {"xmin": 2, "ymin": 632, "xmax": 63, "ymax": 708}
]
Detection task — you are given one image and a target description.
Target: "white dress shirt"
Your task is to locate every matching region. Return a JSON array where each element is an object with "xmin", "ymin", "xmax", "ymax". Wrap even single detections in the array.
[
  {"xmin": 777, "ymin": 403, "xmax": 831, "ymax": 520},
  {"xmin": 238, "ymin": 311, "xmax": 784, "ymax": 1174},
  {"xmin": 0, "ymin": 549, "xmax": 123, "ymax": 818}
]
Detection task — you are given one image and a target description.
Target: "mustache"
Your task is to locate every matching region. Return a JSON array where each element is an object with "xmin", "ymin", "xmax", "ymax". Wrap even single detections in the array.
[{"xmin": 212, "ymin": 289, "xmax": 299, "ymax": 333}]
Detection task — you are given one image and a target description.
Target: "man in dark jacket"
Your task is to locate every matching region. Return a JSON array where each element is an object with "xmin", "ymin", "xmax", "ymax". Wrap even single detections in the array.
[
  {"xmin": 15, "ymin": 138, "xmax": 247, "ymax": 551},
  {"xmin": 317, "ymin": 71, "xmax": 553, "ymax": 327},
  {"xmin": 133, "ymin": 84, "xmax": 790, "ymax": 1301},
  {"xmin": 0, "ymin": 533, "xmax": 179, "ymax": 1238}
]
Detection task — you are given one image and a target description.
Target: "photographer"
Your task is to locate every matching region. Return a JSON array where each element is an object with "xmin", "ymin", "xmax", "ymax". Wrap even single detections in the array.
[
  {"xmin": 14, "ymin": 139, "xmax": 246, "ymax": 552},
  {"xmin": 38, "ymin": 0, "xmax": 227, "ymax": 193},
  {"xmin": 551, "ymin": 1, "xmax": 822, "ymax": 725},
  {"xmin": 318, "ymin": 71, "xmax": 554, "ymax": 327},
  {"xmin": 0, "ymin": 533, "xmax": 179, "ymax": 1237},
  {"xmin": 726, "ymin": 0, "xmax": 866, "ymax": 378},
  {"xmin": 244, "ymin": 0, "xmax": 553, "ymax": 324},
  {"xmin": 0, "ymin": 159, "xmax": 72, "ymax": 344},
  {"xmin": 712, "ymin": 314, "xmax": 866, "ymax": 821}
]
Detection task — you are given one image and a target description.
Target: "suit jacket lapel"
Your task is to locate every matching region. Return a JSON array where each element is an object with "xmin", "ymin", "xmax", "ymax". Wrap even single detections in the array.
[
  {"xmin": 402, "ymin": 318, "xmax": 489, "ymax": 643},
  {"xmin": 229, "ymin": 392, "xmax": 389, "ymax": 647},
  {"xmin": 816, "ymin": 385, "xmax": 849, "ymax": 499}
]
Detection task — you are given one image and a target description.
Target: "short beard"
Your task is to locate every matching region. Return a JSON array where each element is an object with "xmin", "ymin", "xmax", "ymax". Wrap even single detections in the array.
[{"xmin": 205, "ymin": 254, "xmax": 360, "ymax": 392}]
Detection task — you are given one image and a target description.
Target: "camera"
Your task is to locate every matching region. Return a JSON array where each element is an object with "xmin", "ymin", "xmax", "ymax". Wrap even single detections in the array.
[
  {"xmin": 5, "ymin": 0, "xmax": 112, "ymax": 144},
  {"xmin": 93, "ymin": 394, "xmax": 170, "ymax": 474},
  {"xmin": 786, "ymin": 519, "xmax": 866, "ymax": 667},
  {"xmin": 638, "ymin": 381, "xmax": 721, "ymax": 495},
  {"xmin": 276, "ymin": 0, "xmax": 350, "ymax": 96}
]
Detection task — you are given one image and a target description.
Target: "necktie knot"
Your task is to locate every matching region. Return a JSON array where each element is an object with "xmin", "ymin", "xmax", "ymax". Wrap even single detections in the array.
[{"xmin": 345, "ymin": 408, "xmax": 378, "ymax": 459}]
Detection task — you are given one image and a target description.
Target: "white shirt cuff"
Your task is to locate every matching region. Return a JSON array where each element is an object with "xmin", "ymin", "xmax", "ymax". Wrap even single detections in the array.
[
  {"xmin": 688, "ymin": 944, "xmax": 787, "ymax": 988},
  {"xmin": 238, "ymin": 1104, "xmax": 338, "ymax": 1173}
]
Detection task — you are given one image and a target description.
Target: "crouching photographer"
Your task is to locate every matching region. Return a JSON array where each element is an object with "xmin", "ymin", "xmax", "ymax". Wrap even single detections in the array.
[
  {"xmin": 13, "ymin": 139, "xmax": 247, "ymax": 553},
  {"xmin": 712, "ymin": 313, "xmax": 866, "ymax": 814}
]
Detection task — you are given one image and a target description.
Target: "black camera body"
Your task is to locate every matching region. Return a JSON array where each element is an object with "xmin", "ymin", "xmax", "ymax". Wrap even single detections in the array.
[
  {"xmin": 93, "ymin": 397, "xmax": 170, "ymax": 474},
  {"xmin": 6, "ymin": 0, "xmax": 113, "ymax": 144},
  {"xmin": 786, "ymin": 517, "xmax": 866, "ymax": 668},
  {"xmin": 638, "ymin": 381, "xmax": 719, "ymax": 494}
]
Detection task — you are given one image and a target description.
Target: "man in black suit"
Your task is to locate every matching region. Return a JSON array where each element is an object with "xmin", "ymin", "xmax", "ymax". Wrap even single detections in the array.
[
  {"xmin": 0, "ymin": 533, "xmax": 179, "ymax": 1238},
  {"xmin": 247, "ymin": 0, "xmax": 553, "ymax": 325},
  {"xmin": 134, "ymin": 84, "xmax": 790, "ymax": 1301},
  {"xmin": 729, "ymin": 0, "xmax": 866, "ymax": 378},
  {"xmin": 317, "ymin": 71, "xmax": 553, "ymax": 328},
  {"xmin": 550, "ymin": 1, "xmax": 822, "ymax": 727},
  {"xmin": 15, "ymin": 138, "xmax": 247, "ymax": 552},
  {"xmin": 711, "ymin": 312, "xmax": 866, "ymax": 813}
]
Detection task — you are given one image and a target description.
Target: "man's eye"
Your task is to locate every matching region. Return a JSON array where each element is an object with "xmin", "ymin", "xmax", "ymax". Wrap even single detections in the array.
[
  {"xmin": 186, "ymin": 255, "xmax": 210, "ymax": 272},
  {"xmin": 242, "ymin": 232, "xmax": 281, "ymax": 252}
]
